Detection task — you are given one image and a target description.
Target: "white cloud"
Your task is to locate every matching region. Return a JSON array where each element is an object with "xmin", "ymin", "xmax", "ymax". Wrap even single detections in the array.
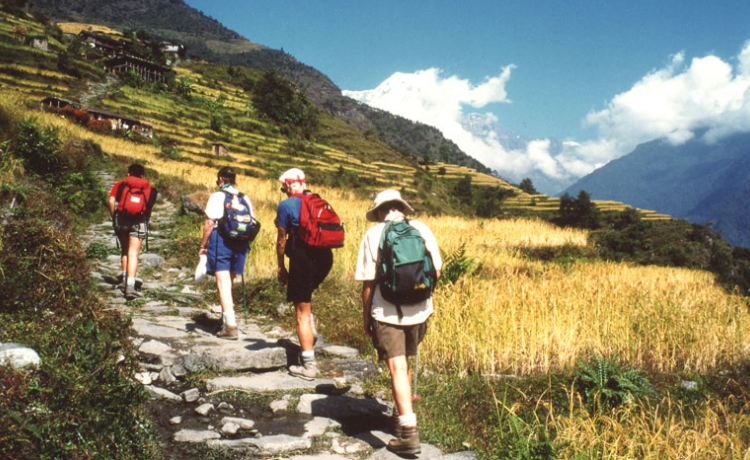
[
  {"xmin": 581, "ymin": 41, "xmax": 750, "ymax": 164},
  {"xmin": 344, "ymin": 40, "xmax": 750, "ymax": 193}
]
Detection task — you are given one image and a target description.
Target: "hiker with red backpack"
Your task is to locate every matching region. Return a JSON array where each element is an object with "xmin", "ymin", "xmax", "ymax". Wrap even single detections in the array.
[
  {"xmin": 355, "ymin": 189, "xmax": 442, "ymax": 456},
  {"xmin": 108, "ymin": 163, "xmax": 157, "ymax": 300},
  {"xmin": 275, "ymin": 168, "xmax": 344, "ymax": 379},
  {"xmin": 199, "ymin": 167, "xmax": 257, "ymax": 340}
]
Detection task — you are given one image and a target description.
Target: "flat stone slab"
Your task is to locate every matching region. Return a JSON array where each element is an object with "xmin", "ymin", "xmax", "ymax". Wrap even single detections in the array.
[
  {"xmin": 297, "ymin": 394, "xmax": 389, "ymax": 418},
  {"xmin": 319, "ymin": 345, "xmax": 359, "ymax": 359},
  {"xmin": 206, "ymin": 372, "xmax": 337, "ymax": 393},
  {"xmin": 207, "ymin": 434, "xmax": 311, "ymax": 455},
  {"xmin": 173, "ymin": 429, "xmax": 222, "ymax": 443}
]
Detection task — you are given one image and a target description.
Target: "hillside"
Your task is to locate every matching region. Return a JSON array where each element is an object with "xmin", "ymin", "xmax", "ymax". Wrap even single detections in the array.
[
  {"xmin": 0, "ymin": 7, "xmax": 518, "ymax": 220},
  {"xmin": 563, "ymin": 131, "xmax": 750, "ymax": 247},
  {"xmin": 27, "ymin": 0, "xmax": 493, "ymax": 175}
]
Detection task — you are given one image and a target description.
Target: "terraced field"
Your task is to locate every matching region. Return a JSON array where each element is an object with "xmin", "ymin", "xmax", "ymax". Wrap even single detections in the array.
[{"xmin": 0, "ymin": 12, "xmax": 672, "ymax": 220}]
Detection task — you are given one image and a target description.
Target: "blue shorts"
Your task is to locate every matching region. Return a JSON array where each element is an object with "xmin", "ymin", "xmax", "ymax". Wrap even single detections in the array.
[{"xmin": 206, "ymin": 230, "xmax": 249, "ymax": 275}]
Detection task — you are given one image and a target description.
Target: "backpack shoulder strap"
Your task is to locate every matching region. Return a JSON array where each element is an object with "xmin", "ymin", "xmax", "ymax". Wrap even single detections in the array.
[
  {"xmin": 115, "ymin": 181, "xmax": 127, "ymax": 202},
  {"xmin": 147, "ymin": 186, "xmax": 158, "ymax": 208},
  {"xmin": 221, "ymin": 189, "xmax": 233, "ymax": 209}
]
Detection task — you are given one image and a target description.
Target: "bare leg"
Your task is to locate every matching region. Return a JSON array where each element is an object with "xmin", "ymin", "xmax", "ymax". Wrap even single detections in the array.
[
  {"xmin": 385, "ymin": 355, "xmax": 414, "ymax": 418},
  {"xmin": 126, "ymin": 235, "xmax": 142, "ymax": 280},
  {"xmin": 295, "ymin": 301, "xmax": 314, "ymax": 351},
  {"xmin": 215, "ymin": 271, "xmax": 235, "ymax": 315}
]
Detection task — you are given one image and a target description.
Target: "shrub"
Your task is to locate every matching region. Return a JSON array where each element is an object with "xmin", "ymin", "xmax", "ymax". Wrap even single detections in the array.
[
  {"xmin": 11, "ymin": 118, "xmax": 63, "ymax": 178},
  {"xmin": 574, "ymin": 354, "xmax": 656, "ymax": 414},
  {"xmin": 0, "ymin": 171, "xmax": 159, "ymax": 459},
  {"xmin": 85, "ymin": 241, "xmax": 113, "ymax": 260}
]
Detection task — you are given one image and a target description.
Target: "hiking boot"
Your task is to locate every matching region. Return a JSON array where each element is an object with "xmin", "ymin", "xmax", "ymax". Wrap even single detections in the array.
[
  {"xmin": 288, "ymin": 362, "xmax": 318, "ymax": 380},
  {"xmin": 124, "ymin": 285, "xmax": 141, "ymax": 300},
  {"xmin": 392, "ymin": 409, "xmax": 402, "ymax": 439},
  {"xmin": 388, "ymin": 426, "xmax": 421, "ymax": 456},
  {"xmin": 216, "ymin": 326, "xmax": 239, "ymax": 340}
]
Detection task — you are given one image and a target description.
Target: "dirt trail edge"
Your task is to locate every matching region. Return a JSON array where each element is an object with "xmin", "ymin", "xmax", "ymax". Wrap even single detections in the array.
[{"xmin": 84, "ymin": 172, "xmax": 476, "ymax": 459}]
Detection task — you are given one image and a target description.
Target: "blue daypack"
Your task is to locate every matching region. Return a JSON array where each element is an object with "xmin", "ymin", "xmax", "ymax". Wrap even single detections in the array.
[{"xmin": 217, "ymin": 191, "xmax": 260, "ymax": 243}]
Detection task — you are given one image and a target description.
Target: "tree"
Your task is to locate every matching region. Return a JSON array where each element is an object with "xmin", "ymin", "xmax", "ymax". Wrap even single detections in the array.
[
  {"xmin": 203, "ymin": 93, "xmax": 227, "ymax": 132},
  {"xmin": 251, "ymin": 69, "xmax": 319, "ymax": 139},
  {"xmin": 173, "ymin": 76, "xmax": 193, "ymax": 100},
  {"xmin": 519, "ymin": 177, "xmax": 538, "ymax": 194},
  {"xmin": 557, "ymin": 190, "xmax": 601, "ymax": 229},
  {"xmin": 454, "ymin": 175, "xmax": 473, "ymax": 205}
]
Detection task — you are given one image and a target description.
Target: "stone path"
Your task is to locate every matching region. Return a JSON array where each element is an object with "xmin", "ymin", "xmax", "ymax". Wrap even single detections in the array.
[{"xmin": 84, "ymin": 172, "xmax": 475, "ymax": 459}]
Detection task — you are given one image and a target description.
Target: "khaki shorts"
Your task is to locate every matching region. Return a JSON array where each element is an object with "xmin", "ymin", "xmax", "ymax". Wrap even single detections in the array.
[
  {"xmin": 371, "ymin": 320, "xmax": 427, "ymax": 360},
  {"xmin": 116, "ymin": 222, "xmax": 147, "ymax": 239}
]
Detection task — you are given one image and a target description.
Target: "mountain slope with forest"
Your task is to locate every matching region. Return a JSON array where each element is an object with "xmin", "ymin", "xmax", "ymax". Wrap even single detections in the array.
[
  {"xmin": 563, "ymin": 131, "xmax": 750, "ymax": 247},
  {"xmin": 29, "ymin": 0, "xmax": 493, "ymax": 175}
]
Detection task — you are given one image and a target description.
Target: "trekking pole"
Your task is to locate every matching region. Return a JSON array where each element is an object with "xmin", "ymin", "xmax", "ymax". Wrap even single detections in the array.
[{"xmin": 241, "ymin": 272, "xmax": 247, "ymax": 313}]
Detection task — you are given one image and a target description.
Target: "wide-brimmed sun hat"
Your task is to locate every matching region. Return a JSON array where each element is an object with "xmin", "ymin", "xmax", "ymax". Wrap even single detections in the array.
[
  {"xmin": 365, "ymin": 189, "xmax": 414, "ymax": 222},
  {"xmin": 279, "ymin": 168, "xmax": 306, "ymax": 184}
]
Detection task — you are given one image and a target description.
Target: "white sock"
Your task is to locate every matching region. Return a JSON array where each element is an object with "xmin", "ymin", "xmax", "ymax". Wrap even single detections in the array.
[
  {"xmin": 398, "ymin": 413, "xmax": 417, "ymax": 428},
  {"xmin": 301, "ymin": 350, "xmax": 315, "ymax": 364},
  {"xmin": 126, "ymin": 277, "xmax": 136, "ymax": 287},
  {"xmin": 224, "ymin": 311, "xmax": 236, "ymax": 327},
  {"xmin": 121, "ymin": 270, "xmax": 127, "ymax": 281}
]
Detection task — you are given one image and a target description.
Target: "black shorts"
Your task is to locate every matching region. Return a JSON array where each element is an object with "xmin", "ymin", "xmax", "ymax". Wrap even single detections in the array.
[
  {"xmin": 372, "ymin": 320, "xmax": 427, "ymax": 360},
  {"xmin": 286, "ymin": 246, "xmax": 333, "ymax": 303}
]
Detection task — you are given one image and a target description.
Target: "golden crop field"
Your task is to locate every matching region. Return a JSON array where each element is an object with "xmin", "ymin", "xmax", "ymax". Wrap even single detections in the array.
[
  {"xmin": 20, "ymin": 108, "xmax": 750, "ymax": 382},
  {"xmin": 4, "ymin": 45, "xmax": 744, "ymax": 391}
]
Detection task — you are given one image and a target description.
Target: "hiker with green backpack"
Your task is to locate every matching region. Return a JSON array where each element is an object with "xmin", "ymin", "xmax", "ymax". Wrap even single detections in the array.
[
  {"xmin": 355, "ymin": 189, "xmax": 442, "ymax": 456},
  {"xmin": 108, "ymin": 163, "xmax": 157, "ymax": 300}
]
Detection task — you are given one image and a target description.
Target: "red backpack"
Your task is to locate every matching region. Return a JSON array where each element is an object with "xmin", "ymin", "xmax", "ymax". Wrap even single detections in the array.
[
  {"xmin": 297, "ymin": 192, "xmax": 345, "ymax": 249},
  {"xmin": 116, "ymin": 176, "xmax": 155, "ymax": 223}
]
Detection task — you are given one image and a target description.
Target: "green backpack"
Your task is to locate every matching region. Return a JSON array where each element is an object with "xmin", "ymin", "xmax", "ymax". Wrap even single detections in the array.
[{"xmin": 377, "ymin": 219, "xmax": 436, "ymax": 317}]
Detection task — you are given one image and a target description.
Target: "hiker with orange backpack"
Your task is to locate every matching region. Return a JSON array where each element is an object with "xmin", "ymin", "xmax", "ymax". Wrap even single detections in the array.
[
  {"xmin": 275, "ymin": 168, "xmax": 344, "ymax": 379},
  {"xmin": 108, "ymin": 163, "xmax": 157, "ymax": 300},
  {"xmin": 355, "ymin": 189, "xmax": 442, "ymax": 456}
]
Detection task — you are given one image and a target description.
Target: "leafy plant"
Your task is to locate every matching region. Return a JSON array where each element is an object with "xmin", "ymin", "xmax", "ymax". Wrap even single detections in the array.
[
  {"xmin": 574, "ymin": 354, "xmax": 655, "ymax": 413},
  {"xmin": 439, "ymin": 243, "xmax": 476, "ymax": 285},
  {"xmin": 85, "ymin": 241, "xmax": 113, "ymax": 259}
]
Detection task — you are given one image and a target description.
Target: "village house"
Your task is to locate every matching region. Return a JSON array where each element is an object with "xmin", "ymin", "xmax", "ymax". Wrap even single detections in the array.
[
  {"xmin": 40, "ymin": 96, "xmax": 78, "ymax": 112},
  {"xmin": 87, "ymin": 107, "xmax": 154, "ymax": 138},
  {"xmin": 104, "ymin": 54, "xmax": 170, "ymax": 84},
  {"xmin": 78, "ymin": 31, "xmax": 127, "ymax": 59},
  {"xmin": 160, "ymin": 41, "xmax": 185, "ymax": 66},
  {"xmin": 212, "ymin": 143, "xmax": 229, "ymax": 157},
  {"xmin": 40, "ymin": 96, "xmax": 154, "ymax": 139}
]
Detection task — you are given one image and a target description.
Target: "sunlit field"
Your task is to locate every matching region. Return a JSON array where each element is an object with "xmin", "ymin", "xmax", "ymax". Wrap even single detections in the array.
[{"xmin": 22, "ymin": 107, "xmax": 750, "ymax": 379}]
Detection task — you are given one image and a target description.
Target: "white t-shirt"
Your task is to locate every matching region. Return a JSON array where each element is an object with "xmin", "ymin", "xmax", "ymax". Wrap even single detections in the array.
[
  {"xmin": 355, "ymin": 211, "xmax": 443, "ymax": 326},
  {"xmin": 204, "ymin": 185, "xmax": 254, "ymax": 221}
]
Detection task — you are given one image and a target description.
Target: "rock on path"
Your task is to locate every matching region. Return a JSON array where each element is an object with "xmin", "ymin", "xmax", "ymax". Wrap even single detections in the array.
[{"xmin": 83, "ymin": 171, "xmax": 475, "ymax": 459}]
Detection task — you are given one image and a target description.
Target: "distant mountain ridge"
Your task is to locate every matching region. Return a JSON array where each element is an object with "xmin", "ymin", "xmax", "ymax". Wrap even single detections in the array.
[
  {"xmin": 30, "ymin": 0, "xmax": 492, "ymax": 175},
  {"xmin": 563, "ymin": 131, "xmax": 750, "ymax": 247}
]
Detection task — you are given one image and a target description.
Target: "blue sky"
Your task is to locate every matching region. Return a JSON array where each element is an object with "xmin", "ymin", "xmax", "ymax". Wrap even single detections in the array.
[{"xmin": 183, "ymin": 0, "xmax": 750, "ymax": 193}]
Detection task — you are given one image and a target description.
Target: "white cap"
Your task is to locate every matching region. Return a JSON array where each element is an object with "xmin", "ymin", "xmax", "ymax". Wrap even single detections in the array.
[
  {"xmin": 279, "ymin": 168, "xmax": 306, "ymax": 184},
  {"xmin": 365, "ymin": 189, "xmax": 415, "ymax": 222}
]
